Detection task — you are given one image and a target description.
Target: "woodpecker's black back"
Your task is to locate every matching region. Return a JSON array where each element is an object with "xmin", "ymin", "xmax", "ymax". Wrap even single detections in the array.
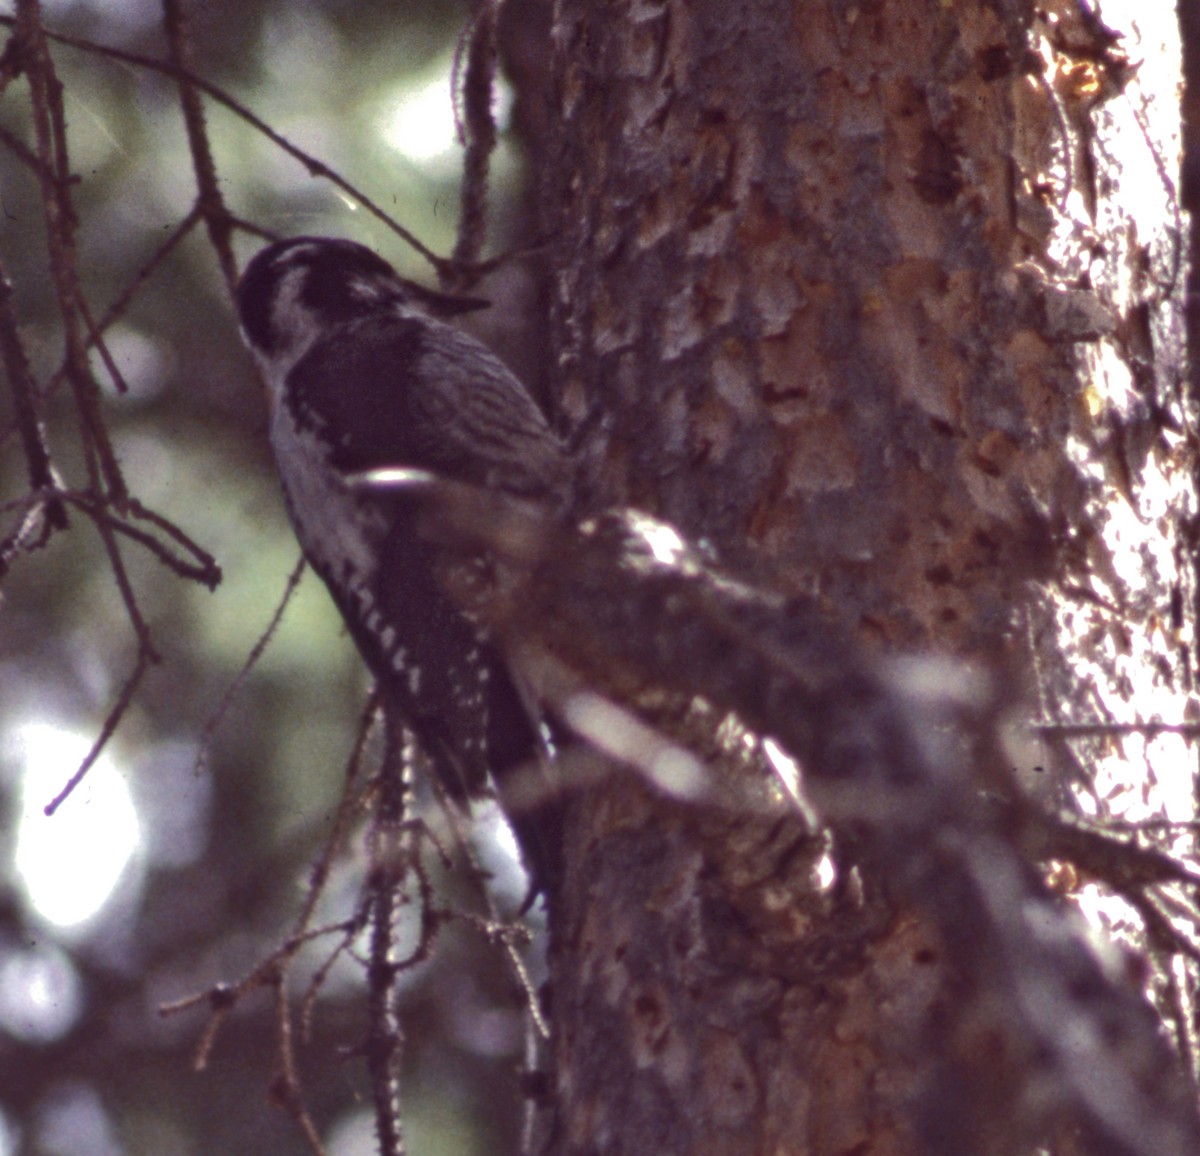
[{"xmin": 237, "ymin": 237, "xmax": 569, "ymax": 887}]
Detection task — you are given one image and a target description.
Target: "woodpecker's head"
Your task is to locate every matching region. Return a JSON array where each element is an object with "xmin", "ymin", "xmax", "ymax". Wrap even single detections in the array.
[{"xmin": 237, "ymin": 236, "xmax": 486, "ymax": 382}]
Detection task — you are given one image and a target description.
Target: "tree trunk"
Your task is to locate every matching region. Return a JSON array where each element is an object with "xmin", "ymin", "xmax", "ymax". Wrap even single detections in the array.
[{"xmin": 534, "ymin": 1, "xmax": 1195, "ymax": 1153}]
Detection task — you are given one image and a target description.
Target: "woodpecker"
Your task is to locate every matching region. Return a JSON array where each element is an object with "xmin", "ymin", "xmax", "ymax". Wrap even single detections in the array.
[{"xmin": 236, "ymin": 236, "xmax": 569, "ymax": 886}]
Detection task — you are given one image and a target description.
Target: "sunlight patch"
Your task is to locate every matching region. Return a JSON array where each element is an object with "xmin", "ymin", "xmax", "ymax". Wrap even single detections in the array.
[{"xmin": 13, "ymin": 724, "xmax": 141, "ymax": 930}]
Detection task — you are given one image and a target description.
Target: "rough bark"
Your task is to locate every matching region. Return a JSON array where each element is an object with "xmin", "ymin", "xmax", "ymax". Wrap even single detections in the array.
[{"xmin": 535, "ymin": 1, "xmax": 1194, "ymax": 1153}]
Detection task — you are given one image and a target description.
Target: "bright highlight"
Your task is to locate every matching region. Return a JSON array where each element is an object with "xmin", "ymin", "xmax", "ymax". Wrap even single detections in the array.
[{"xmin": 13, "ymin": 725, "xmax": 141, "ymax": 929}]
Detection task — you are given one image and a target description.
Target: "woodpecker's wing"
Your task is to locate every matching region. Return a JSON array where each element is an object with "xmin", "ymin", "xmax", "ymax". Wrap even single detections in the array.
[
  {"xmin": 283, "ymin": 312, "xmax": 569, "ymax": 502},
  {"xmin": 278, "ymin": 311, "xmax": 567, "ymax": 806},
  {"xmin": 366, "ymin": 507, "xmax": 503, "ymax": 798}
]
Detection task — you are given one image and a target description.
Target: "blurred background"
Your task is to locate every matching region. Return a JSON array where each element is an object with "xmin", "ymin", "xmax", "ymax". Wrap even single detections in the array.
[{"xmin": 0, "ymin": 0, "xmax": 553, "ymax": 1151}]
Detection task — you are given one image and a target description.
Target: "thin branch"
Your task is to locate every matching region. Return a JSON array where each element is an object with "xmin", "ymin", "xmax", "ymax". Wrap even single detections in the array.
[
  {"xmin": 0, "ymin": 14, "xmax": 449, "ymax": 275},
  {"xmin": 97, "ymin": 518, "xmax": 156, "ymax": 645},
  {"xmin": 0, "ymin": 492, "xmax": 62, "ymax": 574},
  {"xmin": 363, "ymin": 723, "xmax": 416, "ymax": 1156},
  {"xmin": 433, "ymin": 771, "xmax": 550, "ymax": 1039},
  {"xmin": 0, "ymin": 207, "xmax": 203, "ymax": 456},
  {"xmin": 451, "ymin": 0, "xmax": 500, "ymax": 275},
  {"xmin": 41, "ymin": 487, "xmax": 170, "ymax": 812},
  {"xmin": 0, "ymin": 118, "xmax": 52, "ymax": 175},
  {"xmin": 42, "ymin": 646, "xmax": 155, "ymax": 815},
  {"xmin": 0, "ymin": 254, "xmax": 67, "ymax": 535},
  {"xmin": 75, "ymin": 292, "xmax": 128, "ymax": 396},
  {"xmin": 125, "ymin": 497, "xmax": 222, "ymax": 585},
  {"xmin": 52, "ymin": 488, "xmax": 221, "ymax": 585},
  {"xmin": 16, "ymin": 0, "xmax": 126, "ymax": 502},
  {"xmin": 298, "ymin": 694, "xmax": 379, "ymax": 935},
  {"xmin": 161, "ymin": 0, "xmax": 238, "ymax": 295},
  {"xmin": 1036, "ymin": 720, "xmax": 1200, "ymax": 738},
  {"xmin": 163, "ymin": 703, "xmax": 379, "ymax": 1127},
  {"xmin": 158, "ymin": 917, "xmax": 355, "ymax": 1063},
  {"xmin": 271, "ymin": 975, "xmax": 331, "ymax": 1156},
  {"xmin": 194, "ymin": 554, "xmax": 305, "ymax": 776},
  {"xmin": 83, "ymin": 206, "xmax": 202, "ymax": 341}
]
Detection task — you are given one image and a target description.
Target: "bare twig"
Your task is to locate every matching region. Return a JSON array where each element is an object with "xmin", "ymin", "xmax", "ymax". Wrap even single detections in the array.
[
  {"xmin": 452, "ymin": 0, "xmax": 500, "ymax": 276},
  {"xmin": 0, "ymin": 14, "xmax": 449, "ymax": 275},
  {"xmin": 0, "ymin": 118, "xmax": 51, "ymax": 175},
  {"xmin": 194, "ymin": 555, "xmax": 305, "ymax": 777},
  {"xmin": 125, "ymin": 497, "xmax": 222, "ymax": 584},
  {"xmin": 43, "ymin": 646, "xmax": 156, "ymax": 815},
  {"xmin": 363, "ymin": 724, "xmax": 417, "ymax": 1156},
  {"xmin": 271, "ymin": 974, "xmax": 331, "ymax": 1156},
  {"xmin": 47, "ymin": 488, "xmax": 222, "ymax": 585},
  {"xmin": 0, "ymin": 254, "xmax": 67, "ymax": 540},
  {"xmin": 1036, "ymin": 720, "xmax": 1200, "ymax": 738},
  {"xmin": 16, "ymin": 0, "xmax": 126, "ymax": 503},
  {"xmin": 0, "ymin": 208, "xmax": 203, "ymax": 460},
  {"xmin": 432, "ymin": 773, "xmax": 550, "ymax": 1039},
  {"xmin": 41, "ymin": 493, "xmax": 167, "ymax": 811},
  {"xmin": 161, "ymin": 0, "xmax": 238, "ymax": 294},
  {"xmin": 158, "ymin": 918, "xmax": 356, "ymax": 1061},
  {"xmin": 75, "ymin": 292, "xmax": 128, "ymax": 396}
]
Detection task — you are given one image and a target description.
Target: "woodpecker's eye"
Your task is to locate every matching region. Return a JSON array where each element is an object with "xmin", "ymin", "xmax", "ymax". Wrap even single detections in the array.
[
  {"xmin": 295, "ymin": 243, "xmax": 399, "ymax": 322},
  {"xmin": 237, "ymin": 237, "xmax": 401, "ymax": 354}
]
